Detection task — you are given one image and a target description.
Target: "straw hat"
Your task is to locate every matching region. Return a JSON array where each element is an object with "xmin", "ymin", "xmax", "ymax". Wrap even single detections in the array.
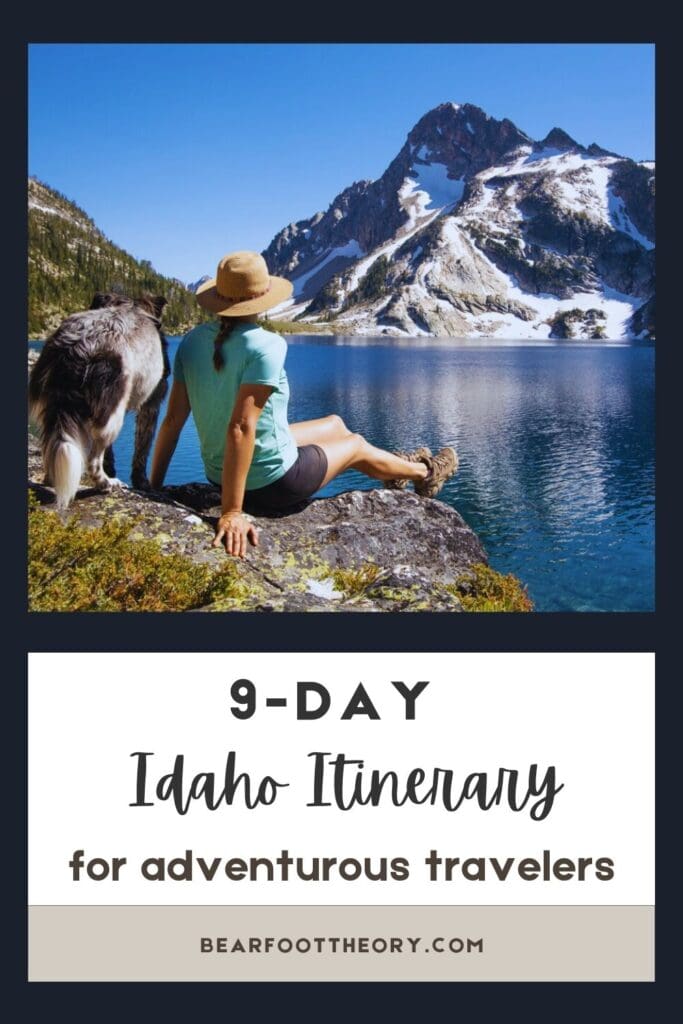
[{"xmin": 195, "ymin": 250, "xmax": 293, "ymax": 316}]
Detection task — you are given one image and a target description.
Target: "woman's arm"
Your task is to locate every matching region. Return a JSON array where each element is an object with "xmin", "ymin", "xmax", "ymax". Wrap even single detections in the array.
[
  {"xmin": 149, "ymin": 379, "xmax": 191, "ymax": 489},
  {"xmin": 212, "ymin": 382, "xmax": 274, "ymax": 557}
]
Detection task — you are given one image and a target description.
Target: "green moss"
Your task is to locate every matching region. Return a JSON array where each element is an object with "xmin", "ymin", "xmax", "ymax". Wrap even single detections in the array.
[
  {"xmin": 324, "ymin": 561, "xmax": 532, "ymax": 612},
  {"xmin": 28, "ymin": 492, "xmax": 245, "ymax": 612},
  {"xmin": 372, "ymin": 584, "xmax": 419, "ymax": 602},
  {"xmin": 326, "ymin": 562, "xmax": 382, "ymax": 598},
  {"xmin": 372, "ymin": 584, "xmax": 435, "ymax": 610},
  {"xmin": 446, "ymin": 563, "xmax": 534, "ymax": 612}
]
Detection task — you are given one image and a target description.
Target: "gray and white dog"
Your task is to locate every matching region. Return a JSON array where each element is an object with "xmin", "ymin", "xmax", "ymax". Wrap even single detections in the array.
[{"xmin": 29, "ymin": 292, "xmax": 170, "ymax": 509}]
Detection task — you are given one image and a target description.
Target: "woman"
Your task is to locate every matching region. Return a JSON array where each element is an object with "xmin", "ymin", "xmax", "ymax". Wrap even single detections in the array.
[{"xmin": 150, "ymin": 251, "xmax": 458, "ymax": 557}]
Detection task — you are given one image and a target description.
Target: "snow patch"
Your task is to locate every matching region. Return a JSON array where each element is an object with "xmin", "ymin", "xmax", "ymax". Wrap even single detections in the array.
[
  {"xmin": 548, "ymin": 164, "xmax": 654, "ymax": 248},
  {"xmin": 608, "ymin": 191, "xmax": 654, "ymax": 249},
  {"xmin": 480, "ymin": 148, "xmax": 617, "ymax": 184},
  {"xmin": 291, "ymin": 239, "xmax": 364, "ymax": 297},
  {"xmin": 399, "ymin": 162, "xmax": 466, "ymax": 225},
  {"xmin": 439, "ymin": 217, "xmax": 472, "ymax": 259},
  {"xmin": 524, "ymin": 146, "xmax": 565, "ymax": 163},
  {"xmin": 551, "ymin": 163, "xmax": 612, "ymax": 224},
  {"xmin": 28, "ymin": 198, "xmax": 80, "ymax": 225},
  {"xmin": 267, "ymin": 296, "xmax": 313, "ymax": 319},
  {"xmin": 499, "ymin": 267, "xmax": 640, "ymax": 339},
  {"xmin": 463, "ymin": 182, "xmax": 498, "ymax": 217}
]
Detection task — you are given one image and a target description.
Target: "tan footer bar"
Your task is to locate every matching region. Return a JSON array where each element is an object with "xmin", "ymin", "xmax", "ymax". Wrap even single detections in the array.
[{"xmin": 28, "ymin": 905, "xmax": 654, "ymax": 982}]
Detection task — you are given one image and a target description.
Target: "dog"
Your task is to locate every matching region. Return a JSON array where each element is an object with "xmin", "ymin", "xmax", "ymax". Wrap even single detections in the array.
[{"xmin": 29, "ymin": 291, "xmax": 170, "ymax": 509}]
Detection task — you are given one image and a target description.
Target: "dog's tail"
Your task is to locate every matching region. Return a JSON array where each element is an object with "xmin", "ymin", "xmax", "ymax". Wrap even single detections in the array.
[
  {"xmin": 29, "ymin": 338, "xmax": 125, "ymax": 511},
  {"xmin": 43, "ymin": 413, "xmax": 87, "ymax": 510}
]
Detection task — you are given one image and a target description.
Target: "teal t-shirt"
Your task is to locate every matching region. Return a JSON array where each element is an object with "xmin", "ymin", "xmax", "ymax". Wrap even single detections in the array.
[{"xmin": 173, "ymin": 321, "xmax": 298, "ymax": 490}]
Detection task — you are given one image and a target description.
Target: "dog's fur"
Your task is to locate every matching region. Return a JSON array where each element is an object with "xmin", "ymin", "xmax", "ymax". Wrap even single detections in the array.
[{"xmin": 29, "ymin": 292, "xmax": 170, "ymax": 509}]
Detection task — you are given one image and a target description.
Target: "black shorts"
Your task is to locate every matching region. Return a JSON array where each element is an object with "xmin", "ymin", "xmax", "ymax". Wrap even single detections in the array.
[{"xmin": 210, "ymin": 445, "xmax": 328, "ymax": 515}]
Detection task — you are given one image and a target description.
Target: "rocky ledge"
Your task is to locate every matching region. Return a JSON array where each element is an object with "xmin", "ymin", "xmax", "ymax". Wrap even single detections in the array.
[{"xmin": 27, "ymin": 429, "xmax": 531, "ymax": 610}]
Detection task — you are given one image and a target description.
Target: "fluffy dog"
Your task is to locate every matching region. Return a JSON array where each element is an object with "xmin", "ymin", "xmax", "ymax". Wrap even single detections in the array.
[{"xmin": 29, "ymin": 292, "xmax": 170, "ymax": 509}]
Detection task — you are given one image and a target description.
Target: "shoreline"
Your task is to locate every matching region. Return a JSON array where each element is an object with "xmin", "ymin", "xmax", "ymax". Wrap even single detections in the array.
[{"xmin": 28, "ymin": 335, "xmax": 652, "ymax": 346}]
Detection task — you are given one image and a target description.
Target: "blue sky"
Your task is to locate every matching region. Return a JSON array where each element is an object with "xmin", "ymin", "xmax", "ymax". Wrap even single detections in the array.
[{"xmin": 28, "ymin": 43, "xmax": 655, "ymax": 283}]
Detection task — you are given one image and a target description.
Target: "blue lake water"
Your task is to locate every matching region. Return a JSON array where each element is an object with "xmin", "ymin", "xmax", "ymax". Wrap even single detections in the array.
[{"xmin": 29, "ymin": 336, "xmax": 655, "ymax": 611}]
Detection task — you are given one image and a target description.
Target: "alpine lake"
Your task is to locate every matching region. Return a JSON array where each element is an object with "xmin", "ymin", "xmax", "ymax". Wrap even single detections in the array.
[{"xmin": 30, "ymin": 335, "xmax": 654, "ymax": 612}]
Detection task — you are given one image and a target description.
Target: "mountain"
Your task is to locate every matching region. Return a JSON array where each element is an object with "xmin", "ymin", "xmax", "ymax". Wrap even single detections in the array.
[
  {"xmin": 262, "ymin": 103, "xmax": 655, "ymax": 339},
  {"xmin": 28, "ymin": 178, "xmax": 208, "ymax": 337},
  {"xmin": 187, "ymin": 275, "xmax": 211, "ymax": 293}
]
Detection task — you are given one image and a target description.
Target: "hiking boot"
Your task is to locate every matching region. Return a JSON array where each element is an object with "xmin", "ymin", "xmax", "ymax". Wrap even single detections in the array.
[
  {"xmin": 383, "ymin": 447, "xmax": 432, "ymax": 490},
  {"xmin": 414, "ymin": 447, "xmax": 459, "ymax": 498}
]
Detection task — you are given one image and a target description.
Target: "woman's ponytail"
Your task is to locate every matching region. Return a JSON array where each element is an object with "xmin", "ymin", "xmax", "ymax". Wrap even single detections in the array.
[
  {"xmin": 213, "ymin": 317, "xmax": 233, "ymax": 371},
  {"xmin": 213, "ymin": 315, "xmax": 256, "ymax": 370}
]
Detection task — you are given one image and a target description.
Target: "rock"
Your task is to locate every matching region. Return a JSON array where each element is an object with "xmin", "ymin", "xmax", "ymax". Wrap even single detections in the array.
[
  {"xmin": 629, "ymin": 296, "xmax": 655, "ymax": 340},
  {"xmin": 28, "ymin": 431, "xmax": 489, "ymax": 612}
]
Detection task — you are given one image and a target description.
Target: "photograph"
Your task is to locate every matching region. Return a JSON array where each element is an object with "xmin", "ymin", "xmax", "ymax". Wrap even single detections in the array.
[
  {"xmin": 19, "ymin": 32, "xmax": 664, "ymax": 995},
  {"xmin": 27, "ymin": 42, "xmax": 655, "ymax": 613}
]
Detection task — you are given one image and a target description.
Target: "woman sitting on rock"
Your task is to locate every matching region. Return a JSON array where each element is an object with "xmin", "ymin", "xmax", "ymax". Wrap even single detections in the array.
[{"xmin": 150, "ymin": 250, "xmax": 458, "ymax": 557}]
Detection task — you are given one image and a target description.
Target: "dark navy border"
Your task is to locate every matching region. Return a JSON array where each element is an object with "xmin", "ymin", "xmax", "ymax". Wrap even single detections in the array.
[{"xmin": 6, "ymin": 10, "xmax": 674, "ymax": 1018}]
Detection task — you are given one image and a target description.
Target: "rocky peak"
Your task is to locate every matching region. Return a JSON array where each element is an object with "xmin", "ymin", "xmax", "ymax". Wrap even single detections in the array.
[
  {"xmin": 539, "ymin": 127, "xmax": 582, "ymax": 151},
  {"xmin": 262, "ymin": 177, "xmax": 385, "ymax": 285},
  {"xmin": 586, "ymin": 141, "xmax": 620, "ymax": 158},
  {"xmin": 327, "ymin": 179, "xmax": 374, "ymax": 217},
  {"xmin": 392, "ymin": 102, "xmax": 534, "ymax": 190}
]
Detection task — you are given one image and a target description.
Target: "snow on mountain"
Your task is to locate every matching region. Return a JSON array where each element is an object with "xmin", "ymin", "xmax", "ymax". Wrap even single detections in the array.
[
  {"xmin": 263, "ymin": 102, "xmax": 655, "ymax": 339},
  {"xmin": 607, "ymin": 191, "xmax": 655, "ymax": 250},
  {"xmin": 28, "ymin": 179, "xmax": 93, "ymax": 230},
  {"xmin": 28, "ymin": 198, "xmax": 78, "ymax": 222},
  {"xmin": 400, "ymin": 147, "xmax": 466, "ymax": 218},
  {"xmin": 292, "ymin": 239, "xmax": 364, "ymax": 297}
]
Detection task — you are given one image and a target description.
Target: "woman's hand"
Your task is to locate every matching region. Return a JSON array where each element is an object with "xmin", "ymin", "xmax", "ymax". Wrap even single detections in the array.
[{"xmin": 212, "ymin": 510, "xmax": 259, "ymax": 558}]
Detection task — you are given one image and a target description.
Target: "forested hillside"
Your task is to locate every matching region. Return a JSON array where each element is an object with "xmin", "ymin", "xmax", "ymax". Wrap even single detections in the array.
[{"xmin": 28, "ymin": 178, "xmax": 208, "ymax": 336}]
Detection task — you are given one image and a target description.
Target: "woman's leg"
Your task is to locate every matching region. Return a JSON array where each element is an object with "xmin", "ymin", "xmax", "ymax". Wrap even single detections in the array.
[
  {"xmin": 289, "ymin": 414, "xmax": 352, "ymax": 447},
  {"xmin": 317, "ymin": 433, "xmax": 428, "ymax": 488},
  {"xmin": 289, "ymin": 415, "xmax": 435, "ymax": 490}
]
